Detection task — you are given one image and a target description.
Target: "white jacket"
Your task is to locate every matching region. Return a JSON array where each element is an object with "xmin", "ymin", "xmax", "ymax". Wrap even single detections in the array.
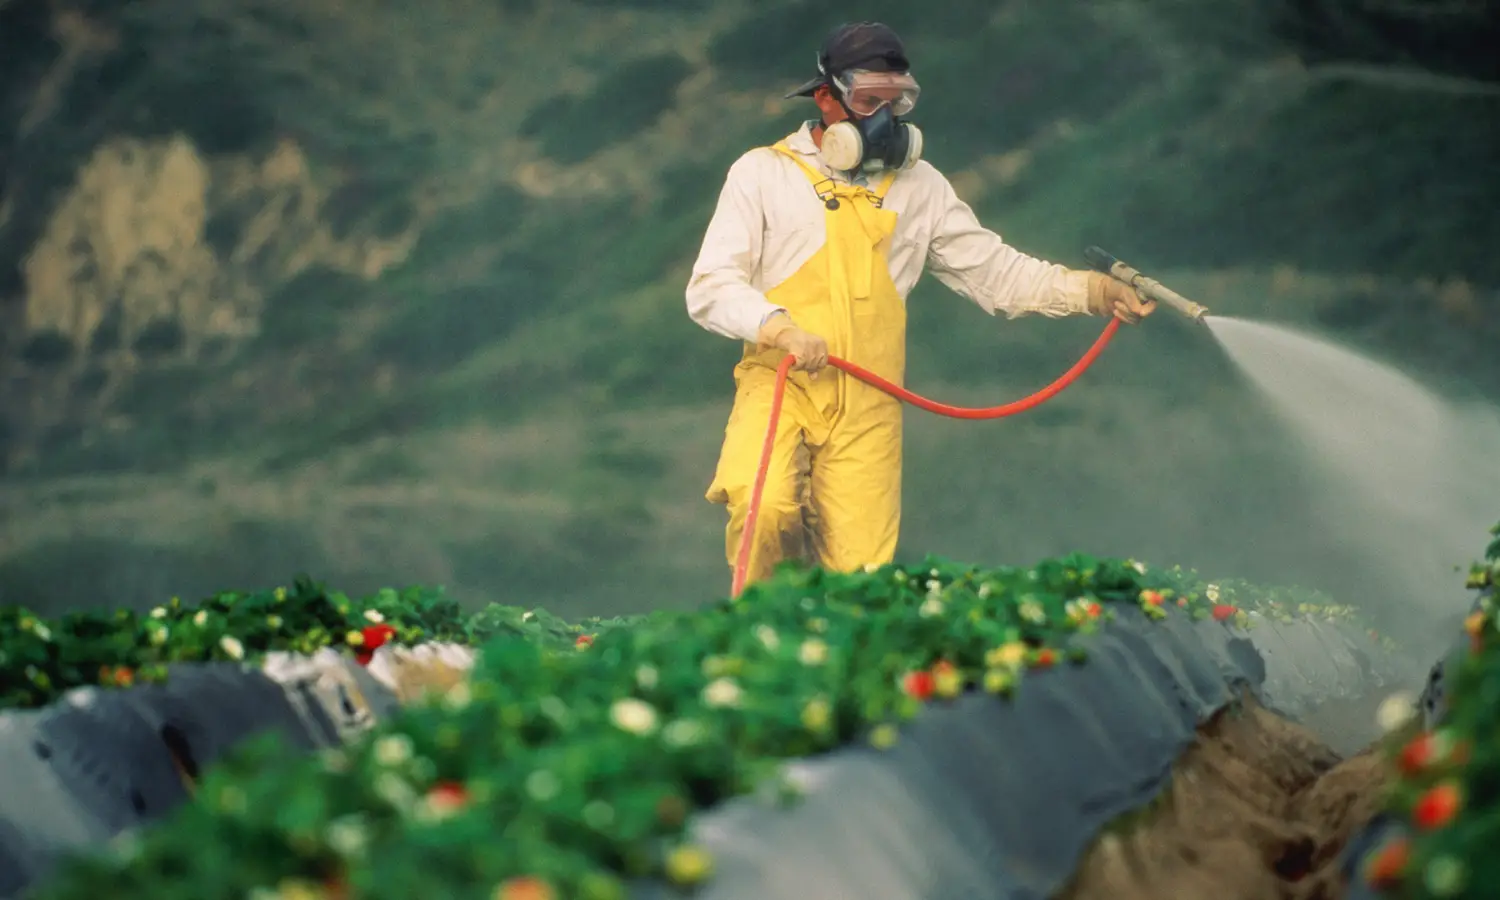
[{"xmin": 685, "ymin": 121, "xmax": 1094, "ymax": 344}]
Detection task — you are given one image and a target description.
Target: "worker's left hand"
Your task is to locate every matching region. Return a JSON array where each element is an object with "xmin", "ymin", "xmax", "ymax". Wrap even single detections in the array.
[{"xmin": 1086, "ymin": 272, "xmax": 1156, "ymax": 324}]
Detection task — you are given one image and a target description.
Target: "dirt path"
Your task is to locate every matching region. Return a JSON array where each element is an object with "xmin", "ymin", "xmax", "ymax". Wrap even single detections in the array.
[{"xmin": 1059, "ymin": 695, "xmax": 1391, "ymax": 900}]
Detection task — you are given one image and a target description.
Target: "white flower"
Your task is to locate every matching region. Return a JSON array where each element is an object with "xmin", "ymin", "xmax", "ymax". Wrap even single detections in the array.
[
  {"xmin": 583, "ymin": 800, "xmax": 615, "ymax": 829},
  {"xmin": 1376, "ymin": 691, "xmax": 1418, "ymax": 735},
  {"xmin": 363, "ymin": 609, "xmax": 385, "ymax": 624},
  {"xmin": 1206, "ymin": 583, "xmax": 1221, "ymax": 602},
  {"xmin": 31, "ymin": 622, "xmax": 51, "ymax": 642},
  {"xmin": 150, "ymin": 607, "xmax": 167, "ymax": 619},
  {"xmin": 919, "ymin": 597, "xmax": 944, "ymax": 618},
  {"xmin": 443, "ymin": 682, "xmax": 472, "ymax": 710},
  {"xmin": 798, "ymin": 638, "xmax": 828, "ymax": 666},
  {"xmin": 374, "ymin": 734, "xmax": 413, "ymax": 766},
  {"xmin": 320, "ymin": 748, "xmax": 350, "ymax": 773},
  {"xmin": 663, "ymin": 718, "xmax": 707, "ymax": 748},
  {"xmin": 373, "ymin": 772, "xmax": 415, "ymax": 810},
  {"xmin": 977, "ymin": 583, "xmax": 992, "ymax": 600},
  {"xmin": 753, "ymin": 624, "xmax": 781, "ymax": 652},
  {"xmin": 149, "ymin": 624, "xmax": 168, "ymax": 646},
  {"xmin": 925, "ymin": 579, "xmax": 942, "ymax": 596},
  {"xmin": 522, "ymin": 611, "xmax": 535, "ymax": 621},
  {"xmin": 193, "ymin": 610, "xmax": 208, "ymax": 627},
  {"xmin": 635, "ymin": 665, "xmax": 659, "ymax": 690},
  {"xmin": 219, "ymin": 636, "xmax": 245, "ymax": 660},
  {"xmin": 610, "ymin": 697, "xmax": 659, "ymax": 735},
  {"xmin": 525, "ymin": 769, "xmax": 561, "ymax": 802},
  {"xmin": 107, "ymin": 830, "xmax": 140, "ymax": 862},
  {"xmin": 1131, "ymin": 560, "xmax": 1147, "ymax": 575},
  {"xmin": 703, "ymin": 677, "xmax": 743, "ymax": 708},
  {"xmin": 1019, "ymin": 599, "xmax": 1046, "ymax": 624},
  {"xmin": 325, "ymin": 814, "xmax": 369, "ymax": 857}
]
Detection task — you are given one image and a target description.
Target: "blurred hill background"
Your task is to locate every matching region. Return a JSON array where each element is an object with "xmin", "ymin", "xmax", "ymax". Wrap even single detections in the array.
[{"xmin": 1, "ymin": 0, "xmax": 1497, "ymax": 635}]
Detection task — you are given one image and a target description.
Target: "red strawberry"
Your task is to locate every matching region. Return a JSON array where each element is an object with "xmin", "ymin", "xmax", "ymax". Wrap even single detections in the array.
[
  {"xmin": 1399, "ymin": 733, "xmax": 1434, "ymax": 774},
  {"xmin": 1412, "ymin": 781, "xmax": 1462, "ymax": 830},
  {"xmin": 902, "ymin": 670, "xmax": 935, "ymax": 701},
  {"xmin": 1362, "ymin": 837, "xmax": 1409, "ymax": 887},
  {"xmin": 426, "ymin": 781, "xmax": 469, "ymax": 814},
  {"xmin": 362, "ymin": 623, "xmax": 397, "ymax": 650},
  {"xmin": 931, "ymin": 660, "xmax": 962, "ymax": 698},
  {"xmin": 1212, "ymin": 604, "xmax": 1238, "ymax": 622},
  {"xmin": 496, "ymin": 877, "xmax": 556, "ymax": 900}
]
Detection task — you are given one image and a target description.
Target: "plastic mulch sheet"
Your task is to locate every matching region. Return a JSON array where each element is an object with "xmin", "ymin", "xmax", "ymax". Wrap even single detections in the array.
[{"xmin": 628, "ymin": 604, "xmax": 1389, "ymax": 900}]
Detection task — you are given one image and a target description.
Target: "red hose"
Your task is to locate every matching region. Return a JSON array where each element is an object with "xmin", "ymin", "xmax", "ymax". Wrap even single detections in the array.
[{"xmin": 731, "ymin": 317, "xmax": 1122, "ymax": 597}]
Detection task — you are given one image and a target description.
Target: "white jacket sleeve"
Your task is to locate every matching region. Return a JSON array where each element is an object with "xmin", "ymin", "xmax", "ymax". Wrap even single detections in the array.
[
  {"xmin": 922, "ymin": 168, "xmax": 1092, "ymax": 319},
  {"xmin": 685, "ymin": 152, "xmax": 786, "ymax": 343}
]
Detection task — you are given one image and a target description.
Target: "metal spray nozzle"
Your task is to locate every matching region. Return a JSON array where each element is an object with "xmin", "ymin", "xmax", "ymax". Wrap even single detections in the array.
[{"xmin": 1083, "ymin": 246, "xmax": 1210, "ymax": 323}]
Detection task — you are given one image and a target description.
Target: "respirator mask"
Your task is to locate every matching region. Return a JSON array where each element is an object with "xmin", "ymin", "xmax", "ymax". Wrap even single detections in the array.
[{"xmin": 819, "ymin": 68, "xmax": 924, "ymax": 175}]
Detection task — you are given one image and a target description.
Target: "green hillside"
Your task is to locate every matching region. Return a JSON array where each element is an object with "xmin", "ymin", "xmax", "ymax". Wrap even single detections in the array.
[{"xmin": 0, "ymin": 0, "xmax": 1496, "ymax": 640}]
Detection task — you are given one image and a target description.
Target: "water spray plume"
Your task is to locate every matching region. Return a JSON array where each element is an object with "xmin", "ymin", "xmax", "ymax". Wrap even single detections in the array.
[
  {"xmin": 1205, "ymin": 315, "xmax": 1500, "ymax": 638},
  {"xmin": 1084, "ymin": 246, "xmax": 1210, "ymax": 323}
]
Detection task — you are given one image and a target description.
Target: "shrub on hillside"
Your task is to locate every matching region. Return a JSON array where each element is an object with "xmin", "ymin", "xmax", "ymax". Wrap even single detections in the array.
[{"xmin": 519, "ymin": 53, "xmax": 695, "ymax": 165}]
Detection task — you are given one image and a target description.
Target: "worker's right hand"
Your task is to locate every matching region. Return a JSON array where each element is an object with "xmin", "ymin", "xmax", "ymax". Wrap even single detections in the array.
[
  {"xmin": 757, "ymin": 312, "xmax": 829, "ymax": 374},
  {"xmin": 1085, "ymin": 272, "xmax": 1155, "ymax": 324}
]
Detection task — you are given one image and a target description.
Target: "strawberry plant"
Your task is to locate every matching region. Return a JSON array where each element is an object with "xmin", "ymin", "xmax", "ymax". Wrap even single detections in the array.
[
  {"xmin": 0, "ymin": 578, "xmax": 473, "ymax": 709},
  {"xmin": 21, "ymin": 550, "xmax": 1389, "ymax": 900},
  {"xmin": 1360, "ymin": 521, "xmax": 1500, "ymax": 900}
]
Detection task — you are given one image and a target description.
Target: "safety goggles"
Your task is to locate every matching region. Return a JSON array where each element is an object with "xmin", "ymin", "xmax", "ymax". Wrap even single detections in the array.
[{"xmin": 831, "ymin": 68, "xmax": 920, "ymax": 117}]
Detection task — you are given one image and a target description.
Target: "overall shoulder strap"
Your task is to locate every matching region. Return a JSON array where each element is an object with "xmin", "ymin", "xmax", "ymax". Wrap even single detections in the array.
[
  {"xmin": 768, "ymin": 140, "xmax": 897, "ymax": 210},
  {"xmin": 768, "ymin": 141, "xmax": 828, "ymax": 188}
]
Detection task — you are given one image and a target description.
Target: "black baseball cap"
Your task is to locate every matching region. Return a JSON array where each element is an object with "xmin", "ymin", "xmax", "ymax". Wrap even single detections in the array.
[{"xmin": 784, "ymin": 22, "xmax": 910, "ymax": 99}]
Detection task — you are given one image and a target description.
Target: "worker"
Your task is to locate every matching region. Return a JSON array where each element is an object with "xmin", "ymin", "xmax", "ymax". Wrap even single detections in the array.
[{"xmin": 685, "ymin": 21, "xmax": 1155, "ymax": 592}]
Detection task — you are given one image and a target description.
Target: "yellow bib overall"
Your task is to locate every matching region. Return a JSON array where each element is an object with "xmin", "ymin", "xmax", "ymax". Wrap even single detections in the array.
[{"xmin": 705, "ymin": 141, "xmax": 907, "ymax": 590}]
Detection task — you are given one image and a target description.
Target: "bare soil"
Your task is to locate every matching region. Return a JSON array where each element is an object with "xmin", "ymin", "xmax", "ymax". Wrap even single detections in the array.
[{"xmin": 1059, "ymin": 694, "xmax": 1392, "ymax": 900}]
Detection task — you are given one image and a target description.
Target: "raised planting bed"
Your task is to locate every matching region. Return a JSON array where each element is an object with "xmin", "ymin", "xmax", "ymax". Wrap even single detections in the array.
[
  {"xmin": 1344, "ymin": 522, "xmax": 1500, "ymax": 900},
  {"xmin": 1, "ymin": 551, "xmax": 1413, "ymax": 900},
  {"xmin": 0, "ymin": 582, "xmax": 628, "ymax": 898}
]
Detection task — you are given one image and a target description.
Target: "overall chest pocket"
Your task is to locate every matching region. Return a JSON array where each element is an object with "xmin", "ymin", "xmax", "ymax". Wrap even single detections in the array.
[{"xmin": 762, "ymin": 186, "xmax": 827, "ymax": 240}]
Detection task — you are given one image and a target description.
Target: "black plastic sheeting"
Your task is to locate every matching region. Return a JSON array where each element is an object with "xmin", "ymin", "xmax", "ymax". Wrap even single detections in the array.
[
  {"xmin": 627, "ymin": 604, "xmax": 1403, "ymax": 900},
  {"xmin": 1243, "ymin": 613, "xmax": 1401, "ymax": 719},
  {"xmin": 0, "ymin": 656, "xmax": 402, "ymax": 900}
]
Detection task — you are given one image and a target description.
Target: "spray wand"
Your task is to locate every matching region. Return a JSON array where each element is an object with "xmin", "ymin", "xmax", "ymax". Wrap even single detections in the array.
[{"xmin": 1084, "ymin": 246, "xmax": 1210, "ymax": 322}]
